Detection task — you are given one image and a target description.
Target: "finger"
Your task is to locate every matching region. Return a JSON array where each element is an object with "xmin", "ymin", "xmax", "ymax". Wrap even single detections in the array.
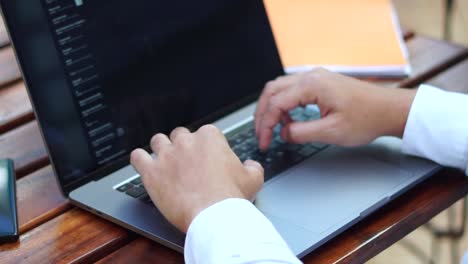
[
  {"xmin": 279, "ymin": 113, "xmax": 293, "ymax": 140},
  {"xmin": 170, "ymin": 127, "xmax": 191, "ymax": 142},
  {"xmin": 255, "ymin": 75, "xmax": 296, "ymax": 135},
  {"xmin": 258, "ymin": 84, "xmax": 318, "ymax": 150},
  {"xmin": 130, "ymin": 148, "xmax": 154, "ymax": 177},
  {"xmin": 242, "ymin": 160, "xmax": 265, "ymax": 200},
  {"xmin": 150, "ymin": 133, "xmax": 171, "ymax": 155},
  {"xmin": 196, "ymin": 124, "xmax": 228, "ymax": 144},
  {"xmin": 281, "ymin": 112, "xmax": 293, "ymax": 125},
  {"xmin": 281, "ymin": 116, "xmax": 335, "ymax": 144}
]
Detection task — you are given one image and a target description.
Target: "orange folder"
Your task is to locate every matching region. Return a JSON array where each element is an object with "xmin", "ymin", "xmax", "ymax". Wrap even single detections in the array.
[{"xmin": 264, "ymin": 0, "xmax": 410, "ymax": 77}]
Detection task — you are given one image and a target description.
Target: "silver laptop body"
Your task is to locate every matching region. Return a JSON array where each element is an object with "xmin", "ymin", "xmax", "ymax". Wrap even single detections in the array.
[{"xmin": 71, "ymin": 102, "xmax": 440, "ymax": 256}]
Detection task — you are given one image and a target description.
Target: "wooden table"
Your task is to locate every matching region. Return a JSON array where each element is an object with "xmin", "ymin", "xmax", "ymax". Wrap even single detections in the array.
[{"xmin": 0, "ymin": 19, "xmax": 467, "ymax": 263}]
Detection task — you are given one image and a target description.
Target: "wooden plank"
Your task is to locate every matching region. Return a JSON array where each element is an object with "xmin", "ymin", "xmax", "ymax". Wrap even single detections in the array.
[
  {"xmin": 367, "ymin": 35, "xmax": 466, "ymax": 87},
  {"xmin": 16, "ymin": 166, "xmax": 70, "ymax": 234},
  {"xmin": 96, "ymin": 238, "xmax": 183, "ymax": 264},
  {"xmin": 0, "ymin": 121, "xmax": 48, "ymax": 178},
  {"xmin": 0, "ymin": 18, "xmax": 10, "ymax": 49},
  {"xmin": 0, "ymin": 81, "xmax": 33, "ymax": 134},
  {"xmin": 0, "ymin": 47, "xmax": 21, "ymax": 87},
  {"xmin": 425, "ymin": 58, "xmax": 468, "ymax": 93},
  {"xmin": 0, "ymin": 208, "xmax": 133, "ymax": 264},
  {"xmin": 0, "ymin": 165, "xmax": 133, "ymax": 263},
  {"xmin": 400, "ymin": 37, "xmax": 468, "ymax": 88}
]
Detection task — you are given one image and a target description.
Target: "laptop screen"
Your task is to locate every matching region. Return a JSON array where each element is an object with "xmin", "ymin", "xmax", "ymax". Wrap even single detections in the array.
[{"xmin": 1, "ymin": 0, "xmax": 283, "ymax": 192}]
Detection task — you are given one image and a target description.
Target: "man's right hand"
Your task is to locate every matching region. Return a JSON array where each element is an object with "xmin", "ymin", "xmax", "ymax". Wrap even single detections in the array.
[
  {"xmin": 255, "ymin": 68, "xmax": 418, "ymax": 150},
  {"xmin": 130, "ymin": 125, "xmax": 264, "ymax": 233}
]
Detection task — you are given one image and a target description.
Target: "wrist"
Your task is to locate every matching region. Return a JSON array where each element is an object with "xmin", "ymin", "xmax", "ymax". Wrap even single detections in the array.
[
  {"xmin": 381, "ymin": 88, "xmax": 417, "ymax": 138},
  {"xmin": 183, "ymin": 191, "xmax": 246, "ymax": 233}
]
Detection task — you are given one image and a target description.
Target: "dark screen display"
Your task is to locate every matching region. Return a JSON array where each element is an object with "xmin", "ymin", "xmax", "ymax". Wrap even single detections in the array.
[{"xmin": 0, "ymin": 0, "xmax": 283, "ymax": 193}]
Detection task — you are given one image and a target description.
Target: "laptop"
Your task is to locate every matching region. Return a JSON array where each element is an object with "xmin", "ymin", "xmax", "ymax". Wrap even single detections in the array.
[{"xmin": 1, "ymin": 0, "xmax": 440, "ymax": 258}]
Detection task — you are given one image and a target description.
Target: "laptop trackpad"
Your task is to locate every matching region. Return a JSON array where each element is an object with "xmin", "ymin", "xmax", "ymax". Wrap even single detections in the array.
[{"xmin": 255, "ymin": 146, "xmax": 413, "ymax": 234}]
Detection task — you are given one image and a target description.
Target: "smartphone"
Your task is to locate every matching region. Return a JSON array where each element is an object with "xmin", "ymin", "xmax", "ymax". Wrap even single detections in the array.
[{"xmin": 0, "ymin": 159, "xmax": 19, "ymax": 243}]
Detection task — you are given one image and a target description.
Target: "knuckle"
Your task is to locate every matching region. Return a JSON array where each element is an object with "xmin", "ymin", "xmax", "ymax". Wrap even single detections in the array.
[
  {"xmin": 171, "ymin": 127, "xmax": 187, "ymax": 138},
  {"xmin": 156, "ymin": 147, "xmax": 167, "ymax": 159},
  {"xmin": 253, "ymin": 168, "xmax": 265, "ymax": 186},
  {"xmin": 274, "ymin": 76, "xmax": 286, "ymax": 82},
  {"xmin": 269, "ymin": 96, "xmax": 282, "ymax": 110},
  {"xmin": 174, "ymin": 133, "xmax": 192, "ymax": 147},
  {"xmin": 141, "ymin": 167, "xmax": 158, "ymax": 185},
  {"xmin": 171, "ymin": 127, "xmax": 183, "ymax": 134},
  {"xmin": 150, "ymin": 134, "xmax": 162, "ymax": 146},
  {"xmin": 152, "ymin": 134, "xmax": 168, "ymax": 148},
  {"xmin": 303, "ymin": 72, "xmax": 319, "ymax": 86},
  {"xmin": 130, "ymin": 150, "xmax": 142, "ymax": 164},
  {"xmin": 304, "ymin": 68, "xmax": 327, "ymax": 84},
  {"xmin": 130, "ymin": 153, "xmax": 139, "ymax": 167},
  {"xmin": 156, "ymin": 148, "xmax": 175, "ymax": 164},
  {"xmin": 199, "ymin": 124, "xmax": 220, "ymax": 135},
  {"xmin": 264, "ymin": 81, "xmax": 276, "ymax": 94}
]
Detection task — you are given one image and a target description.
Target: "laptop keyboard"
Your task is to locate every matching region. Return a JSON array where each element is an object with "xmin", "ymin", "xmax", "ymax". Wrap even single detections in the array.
[
  {"xmin": 228, "ymin": 106, "xmax": 328, "ymax": 182},
  {"xmin": 116, "ymin": 177, "xmax": 153, "ymax": 204},
  {"xmin": 116, "ymin": 106, "xmax": 328, "ymax": 203}
]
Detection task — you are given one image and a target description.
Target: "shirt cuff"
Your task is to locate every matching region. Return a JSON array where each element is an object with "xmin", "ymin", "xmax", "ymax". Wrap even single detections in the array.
[
  {"xmin": 184, "ymin": 198, "xmax": 301, "ymax": 264},
  {"xmin": 402, "ymin": 84, "xmax": 468, "ymax": 175}
]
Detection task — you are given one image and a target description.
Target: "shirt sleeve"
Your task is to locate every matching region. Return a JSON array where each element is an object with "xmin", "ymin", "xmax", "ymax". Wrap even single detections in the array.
[
  {"xmin": 402, "ymin": 84, "xmax": 468, "ymax": 175},
  {"xmin": 184, "ymin": 198, "xmax": 302, "ymax": 264}
]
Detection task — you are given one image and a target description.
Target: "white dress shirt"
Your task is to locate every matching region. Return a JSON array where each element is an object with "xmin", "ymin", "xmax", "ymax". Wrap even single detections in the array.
[{"xmin": 184, "ymin": 84, "xmax": 468, "ymax": 264}]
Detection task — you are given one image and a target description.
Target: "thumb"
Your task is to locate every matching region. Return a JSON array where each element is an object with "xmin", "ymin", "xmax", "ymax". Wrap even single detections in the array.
[
  {"xmin": 241, "ymin": 160, "xmax": 265, "ymax": 200},
  {"xmin": 281, "ymin": 117, "xmax": 334, "ymax": 144}
]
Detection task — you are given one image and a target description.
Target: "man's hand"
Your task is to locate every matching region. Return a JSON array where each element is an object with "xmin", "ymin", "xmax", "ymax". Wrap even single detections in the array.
[
  {"xmin": 255, "ymin": 68, "xmax": 417, "ymax": 150},
  {"xmin": 130, "ymin": 125, "xmax": 264, "ymax": 233}
]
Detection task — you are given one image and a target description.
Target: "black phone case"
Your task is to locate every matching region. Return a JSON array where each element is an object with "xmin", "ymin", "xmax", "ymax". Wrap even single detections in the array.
[{"xmin": 0, "ymin": 159, "xmax": 19, "ymax": 243}]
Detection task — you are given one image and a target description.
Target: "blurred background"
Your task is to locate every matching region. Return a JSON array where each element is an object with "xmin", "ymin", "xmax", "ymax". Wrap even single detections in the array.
[
  {"xmin": 370, "ymin": 1, "xmax": 467, "ymax": 263},
  {"xmin": 394, "ymin": 0, "xmax": 467, "ymax": 45}
]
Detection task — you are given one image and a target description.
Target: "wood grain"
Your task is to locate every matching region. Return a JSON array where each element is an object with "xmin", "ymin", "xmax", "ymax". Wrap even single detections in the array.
[
  {"xmin": 0, "ymin": 208, "xmax": 133, "ymax": 264},
  {"xmin": 425, "ymin": 58, "xmax": 468, "ymax": 93},
  {"xmin": 0, "ymin": 47, "xmax": 20, "ymax": 88},
  {"xmin": 0, "ymin": 81, "xmax": 33, "ymax": 134},
  {"xmin": 0, "ymin": 166, "xmax": 134, "ymax": 263},
  {"xmin": 400, "ymin": 37, "xmax": 468, "ymax": 88},
  {"xmin": 16, "ymin": 166, "xmax": 70, "ymax": 234},
  {"xmin": 368, "ymin": 35, "xmax": 466, "ymax": 87},
  {"xmin": 0, "ymin": 18, "xmax": 10, "ymax": 49},
  {"xmin": 0, "ymin": 121, "xmax": 48, "ymax": 178},
  {"xmin": 97, "ymin": 238, "xmax": 183, "ymax": 264}
]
